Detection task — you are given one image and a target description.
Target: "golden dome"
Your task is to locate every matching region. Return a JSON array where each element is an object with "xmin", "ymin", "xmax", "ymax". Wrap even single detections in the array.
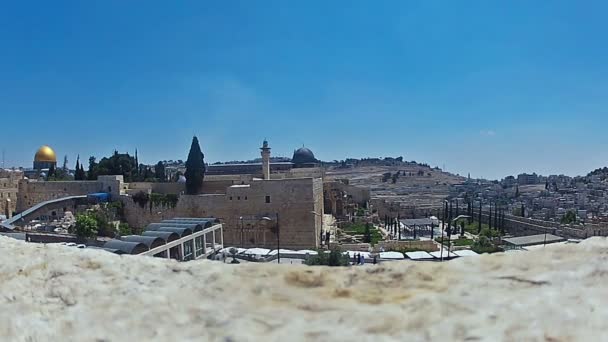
[{"xmin": 34, "ymin": 145, "xmax": 57, "ymax": 163}]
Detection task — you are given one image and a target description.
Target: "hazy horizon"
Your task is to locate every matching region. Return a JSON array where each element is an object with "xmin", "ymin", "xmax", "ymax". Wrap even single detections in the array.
[{"xmin": 1, "ymin": 1, "xmax": 607, "ymax": 179}]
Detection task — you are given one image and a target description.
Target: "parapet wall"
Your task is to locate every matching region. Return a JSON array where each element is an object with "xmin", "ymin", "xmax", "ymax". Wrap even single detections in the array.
[{"xmin": 2, "ymin": 236, "xmax": 607, "ymax": 340}]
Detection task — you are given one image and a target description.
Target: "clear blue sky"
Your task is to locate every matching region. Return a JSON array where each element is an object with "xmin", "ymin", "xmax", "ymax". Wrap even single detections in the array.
[{"xmin": 1, "ymin": 1, "xmax": 607, "ymax": 179}]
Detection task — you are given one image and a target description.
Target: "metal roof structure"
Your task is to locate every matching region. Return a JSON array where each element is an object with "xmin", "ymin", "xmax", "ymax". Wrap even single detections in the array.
[
  {"xmin": 145, "ymin": 226, "xmax": 193, "ymax": 237},
  {"xmin": 147, "ymin": 222, "xmax": 204, "ymax": 232},
  {"xmin": 103, "ymin": 240, "xmax": 148, "ymax": 255},
  {"xmin": 400, "ymin": 218, "xmax": 434, "ymax": 226},
  {"xmin": 121, "ymin": 235, "xmax": 165, "ymax": 249},
  {"xmin": 141, "ymin": 231, "xmax": 180, "ymax": 243},
  {"xmin": 169, "ymin": 218, "xmax": 221, "ymax": 224}
]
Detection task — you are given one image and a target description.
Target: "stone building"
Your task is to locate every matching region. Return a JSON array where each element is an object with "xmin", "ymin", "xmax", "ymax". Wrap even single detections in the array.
[
  {"xmin": 0, "ymin": 169, "xmax": 22, "ymax": 219},
  {"xmin": 14, "ymin": 140, "xmax": 325, "ymax": 249},
  {"xmin": 121, "ymin": 177, "xmax": 324, "ymax": 249}
]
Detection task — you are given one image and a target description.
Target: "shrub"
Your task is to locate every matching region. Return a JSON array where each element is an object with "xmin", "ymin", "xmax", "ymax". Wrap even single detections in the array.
[{"xmin": 74, "ymin": 214, "xmax": 98, "ymax": 239}]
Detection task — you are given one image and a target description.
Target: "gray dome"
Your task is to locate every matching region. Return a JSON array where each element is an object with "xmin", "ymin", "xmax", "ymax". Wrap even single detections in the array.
[{"xmin": 292, "ymin": 147, "xmax": 317, "ymax": 165}]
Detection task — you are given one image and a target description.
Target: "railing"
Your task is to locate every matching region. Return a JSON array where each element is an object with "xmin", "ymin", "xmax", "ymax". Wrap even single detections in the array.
[{"xmin": 139, "ymin": 223, "xmax": 224, "ymax": 261}]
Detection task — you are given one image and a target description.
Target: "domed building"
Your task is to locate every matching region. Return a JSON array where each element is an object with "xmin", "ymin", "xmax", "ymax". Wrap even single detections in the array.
[
  {"xmin": 33, "ymin": 145, "xmax": 57, "ymax": 170},
  {"xmin": 292, "ymin": 146, "xmax": 319, "ymax": 168}
]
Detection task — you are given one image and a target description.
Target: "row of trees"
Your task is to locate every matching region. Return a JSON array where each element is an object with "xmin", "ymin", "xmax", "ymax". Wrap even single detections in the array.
[{"xmin": 44, "ymin": 136, "xmax": 208, "ymax": 195}]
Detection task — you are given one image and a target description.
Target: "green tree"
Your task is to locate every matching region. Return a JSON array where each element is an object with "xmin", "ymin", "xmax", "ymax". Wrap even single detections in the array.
[
  {"xmin": 74, "ymin": 155, "xmax": 86, "ymax": 180},
  {"xmin": 561, "ymin": 210, "xmax": 577, "ymax": 224},
  {"xmin": 47, "ymin": 164, "xmax": 56, "ymax": 180},
  {"xmin": 363, "ymin": 223, "xmax": 372, "ymax": 243},
  {"xmin": 305, "ymin": 248, "xmax": 348, "ymax": 266},
  {"xmin": 515, "ymin": 185, "xmax": 520, "ymax": 197},
  {"xmin": 74, "ymin": 157, "xmax": 81, "ymax": 180},
  {"xmin": 74, "ymin": 214, "xmax": 98, "ymax": 239},
  {"xmin": 88, "ymin": 156, "xmax": 98, "ymax": 180},
  {"xmin": 154, "ymin": 161, "xmax": 166, "ymax": 182},
  {"xmin": 185, "ymin": 136, "xmax": 206, "ymax": 194},
  {"xmin": 118, "ymin": 223, "xmax": 131, "ymax": 236}
]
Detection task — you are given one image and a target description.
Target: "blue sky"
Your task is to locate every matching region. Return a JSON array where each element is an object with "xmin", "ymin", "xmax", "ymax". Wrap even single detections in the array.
[{"xmin": 1, "ymin": 1, "xmax": 607, "ymax": 179}]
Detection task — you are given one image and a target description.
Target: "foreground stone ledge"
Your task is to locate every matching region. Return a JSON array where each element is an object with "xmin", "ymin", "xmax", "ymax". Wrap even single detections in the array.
[{"xmin": 1, "ymin": 237, "xmax": 607, "ymax": 341}]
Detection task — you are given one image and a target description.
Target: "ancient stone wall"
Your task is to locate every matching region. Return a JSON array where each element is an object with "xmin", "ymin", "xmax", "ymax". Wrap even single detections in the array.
[
  {"xmin": 16, "ymin": 176, "xmax": 123, "ymax": 212},
  {"xmin": 0, "ymin": 170, "xmax": 22, "ymax": 217},
  {"xmin": 121, "ymin": 178, "xmax": 324, "ymax": 249},
  {"xmin": 17, "ymin": 180, "xmax": 103, "ymax": 212}
]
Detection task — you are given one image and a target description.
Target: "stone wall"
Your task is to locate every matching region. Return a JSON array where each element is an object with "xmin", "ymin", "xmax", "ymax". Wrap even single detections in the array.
[
  {"xmin": 126, "ymin": 182, "xmax": 185, "ymax": 194},
  {"xmin": 17, "ymin": 180, "xmax": 103, "ymax": 212},
  {"xmin": 121, "ymin": 177, "xmax": 324, "ymax": 249},
  {"xmin": 0, "ymin": 170, "xmax": 22, "ymax": 218},
  {"xmin": 16, "ymin": 176, "xmax": 123, "ymax": 212}
]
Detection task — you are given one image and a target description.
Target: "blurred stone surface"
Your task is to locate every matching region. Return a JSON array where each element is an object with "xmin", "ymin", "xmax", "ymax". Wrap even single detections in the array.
[{"xmin": 1, "ymin": 236, "xmax": 607, "ymax": 341}]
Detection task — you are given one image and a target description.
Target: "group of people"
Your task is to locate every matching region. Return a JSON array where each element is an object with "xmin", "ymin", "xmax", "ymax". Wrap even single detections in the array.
[{"xmin": 352, "ymin": 253, "xmax": 378, "ymax": 265}]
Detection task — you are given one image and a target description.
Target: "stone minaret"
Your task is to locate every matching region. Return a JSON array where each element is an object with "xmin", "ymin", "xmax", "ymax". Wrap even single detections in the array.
[{"xmin": 260, "ymin": 139, "xmax": 271, "ymax": 180}]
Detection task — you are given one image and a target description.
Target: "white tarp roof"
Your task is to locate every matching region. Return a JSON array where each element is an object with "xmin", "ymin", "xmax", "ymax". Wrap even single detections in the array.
[
  {"xmin": 379, "ymin": 251, "xmax": 405, "ymax": 259},
  {"xmin": 219, "ymin": 247, "xmax": 246, "ymax": 254},
  {"xmin": 453, "ymin": 250, "xmax": 479, "ymax": 257},
  {"xmin": 242, "ymin": 248, "xmax": 271, "ymax": 256},
  {"xmin": 430, "ymin": 251, "xmax": 458, "ymax": 258},
  {"xmin": 295, "ymin": 250, "xmax": 319, "ymax": 255},
  {"xmin": 405, "ymin": 251, "xmax": 434, "ymax": 260},
  {"xmin": 268, "ymin": 249, "xmax": 296, "ymax": 255}
]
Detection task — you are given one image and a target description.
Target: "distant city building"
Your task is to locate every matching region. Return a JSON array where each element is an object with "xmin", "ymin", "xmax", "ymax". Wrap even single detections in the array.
[{"xmin": 517, "ymin": 173, "xmax": 539, "ymax": 185}]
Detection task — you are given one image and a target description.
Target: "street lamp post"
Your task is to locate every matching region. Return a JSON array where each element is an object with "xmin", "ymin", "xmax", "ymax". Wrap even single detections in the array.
[
  {"xmin": 239, "ymin": 216, "xmax": 244, "ymax": 249},
  {"xmin": 261, "ymin": 214, "xmax": 280, "ymax": 264}
]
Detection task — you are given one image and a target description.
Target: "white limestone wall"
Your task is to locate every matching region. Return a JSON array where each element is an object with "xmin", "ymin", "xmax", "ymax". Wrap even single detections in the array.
[{"xmin": 1, "ymin": 236, "xmax": 608, "ymax": 341}]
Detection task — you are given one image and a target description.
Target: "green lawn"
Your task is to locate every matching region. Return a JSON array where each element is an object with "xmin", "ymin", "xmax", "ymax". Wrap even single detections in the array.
[{"xmin": 342, "ymin": 222, "xmax": 382, "ymax": 245}]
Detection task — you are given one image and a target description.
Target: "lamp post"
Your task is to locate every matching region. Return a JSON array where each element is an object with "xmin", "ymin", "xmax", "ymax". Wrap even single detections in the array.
[
  {"xmin": 451, "ymin": 214, "xmax": 471, "ymax": 255},
  {"xmin": 239, "ymin": 216, "xmax": 244, "ymax": 249},
  {"xmin": 261, "ymin": 214, "xmax": 280, "ymax": 264}
]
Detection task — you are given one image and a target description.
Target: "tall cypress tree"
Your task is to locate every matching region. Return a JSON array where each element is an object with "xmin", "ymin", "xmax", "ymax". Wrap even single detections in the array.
[
  {"xmin": 185, "ymin": 136, "xmax": 206, "ymax": 195},
  {"xmin": 47, "ymin": 164, "xmax": 55, "ymax": 180},
  {"xmin": 488, "ymin": 204, "xmax": 493, "ymax": 230},
  {"xmin": 478, "ymin": 201, "xmax": 482, "ymax": 233},
  {"xmin": 494, "ymin": 205, "xmax": 498, "ymax": 230},
  {"xmin": 75, "ymin": 157, "xmax": 81, "ymax": 180},
  {"xmin": 500, "ymin": 209, "xmax": 505, "ymax": 235}
]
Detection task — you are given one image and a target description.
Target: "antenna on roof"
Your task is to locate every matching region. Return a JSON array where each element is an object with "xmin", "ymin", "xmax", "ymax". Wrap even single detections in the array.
[{"xmin": 1, "ymin": 149, "xmax": 4, "ymax": 168}]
